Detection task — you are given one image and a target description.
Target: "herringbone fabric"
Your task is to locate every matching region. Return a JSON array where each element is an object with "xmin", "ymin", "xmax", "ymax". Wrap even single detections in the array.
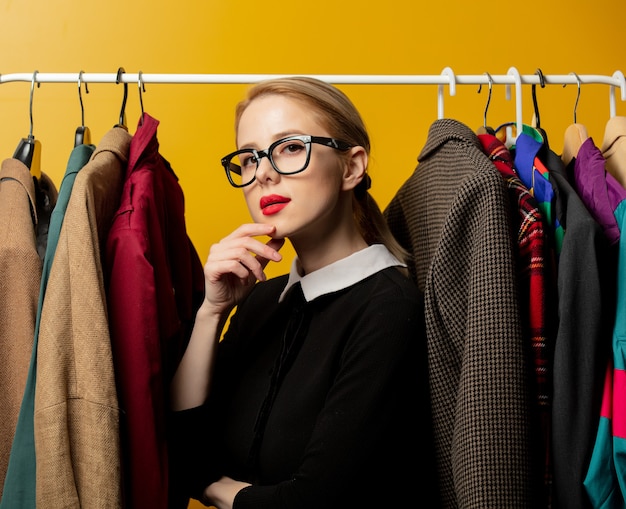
[
  {"xmin": 0, "ymin": 160, "xmax": 41, "ymax": 498},
  {"xmin": 34, "ymin": 127, "xmax": 131, "ymax": 509},
  {"xmin": 384, "ymin": 119, "xmax": 540, "ymax": 508}
]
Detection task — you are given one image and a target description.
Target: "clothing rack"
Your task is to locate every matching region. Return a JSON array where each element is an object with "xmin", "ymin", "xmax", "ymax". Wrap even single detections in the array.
[{"xmin": 2, "ymin": 68, "xmax": 626, "ymax": 135}]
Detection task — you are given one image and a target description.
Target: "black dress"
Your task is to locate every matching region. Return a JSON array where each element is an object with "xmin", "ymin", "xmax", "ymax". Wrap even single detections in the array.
[{"xmin": 171, "ymin": 246, "xmax": 439, "ymax": 509}]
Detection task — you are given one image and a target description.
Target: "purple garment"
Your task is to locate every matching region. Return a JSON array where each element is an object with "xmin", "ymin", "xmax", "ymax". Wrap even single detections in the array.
[{"xmin": 571, "ymin": 137, "xmax": 626, "ymax": 246}]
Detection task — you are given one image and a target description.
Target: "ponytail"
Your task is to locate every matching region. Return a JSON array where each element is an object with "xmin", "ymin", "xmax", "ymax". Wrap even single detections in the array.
[{"xmin": 353, "ymin": 182, "xmax": 410, "ymax": 265}]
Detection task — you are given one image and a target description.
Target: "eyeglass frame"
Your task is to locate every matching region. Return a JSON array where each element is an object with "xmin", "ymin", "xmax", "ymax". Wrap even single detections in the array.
[{"xmin": 220, "ymin": 135, "xmax": 353, "ymax": 188}]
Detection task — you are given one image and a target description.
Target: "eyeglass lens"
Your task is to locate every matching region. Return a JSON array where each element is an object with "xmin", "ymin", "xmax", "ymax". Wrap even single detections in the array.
[{"xmin": 228, "ymin": 138, "xmax": 310, "ymax": 187}]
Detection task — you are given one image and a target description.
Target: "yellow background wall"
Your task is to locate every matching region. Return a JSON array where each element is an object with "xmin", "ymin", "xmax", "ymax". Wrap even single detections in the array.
[{"xmin": 0, "ymin": 1, "xmax": 624, "ymax": 507}]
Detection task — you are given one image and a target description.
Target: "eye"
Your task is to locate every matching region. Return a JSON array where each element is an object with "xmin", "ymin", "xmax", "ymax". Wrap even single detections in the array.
[
  {"xmin": 276, "ymin": 139, "xmax": 306, "ymax": 157},
  {"xmin": 240, "ymin": 153, "xmax": 258, "ymax": 169},
  {"xmin": 285, "ymin": 143, "xmax": 305, "ymax": 154}
]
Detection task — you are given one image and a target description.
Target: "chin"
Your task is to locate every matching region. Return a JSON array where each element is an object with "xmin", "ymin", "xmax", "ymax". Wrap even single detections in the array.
[{"xmin": 269, "ymin": 228, "xmax": 286, "ymax": 240}]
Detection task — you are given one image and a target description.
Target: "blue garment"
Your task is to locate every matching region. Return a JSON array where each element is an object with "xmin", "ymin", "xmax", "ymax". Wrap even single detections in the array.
[
  {"xmin": 513, "ymin": 125, "xmax": 564, "ymax": 256},
  {"xmin": 514, "ymin": 127, "xmax": 552, "ymax": 219}
]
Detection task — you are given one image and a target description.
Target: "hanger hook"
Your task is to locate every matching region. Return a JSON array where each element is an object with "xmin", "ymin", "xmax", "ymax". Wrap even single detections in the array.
[
  {"xmin": 532, "ymin": 68, "xmax": 546, "ymax": 128},
  {"xmin": 563, "ymin": 72, "xmax": 582, "ymax": 124},
  {"xmin": 477, "ymin": 72, "xmax": 493, "ymax": 128},
  {"xmin": 29, "ymin": 70, "xmax": 40, "ymax": 139},
  {"xmin": 536, "ymin": 68, "xmax": 546, "ymax": 88},
  {"xmin": 138, "ymin": 71, "xmax": 145, "ymax": 126},
  {"xmin": 116, "ymin": 67, "xmax": 128, "ymax": 127},
  {"xmin": 77, "ymin": 70, "xmax": 89, "ymax": 128},
  {"xmin": 437, "ymin": 66, "xmax": 456, "ymax": 119}
]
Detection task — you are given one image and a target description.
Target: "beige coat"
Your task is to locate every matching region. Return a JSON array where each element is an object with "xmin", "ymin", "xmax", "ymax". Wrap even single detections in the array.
[
  {"xmin": 0, "ymin": 159, "xmax": 42, "ymax": 496},
  {"xmin": 35, "ymin": 127, "xmax": 131, "ymax": 508}
]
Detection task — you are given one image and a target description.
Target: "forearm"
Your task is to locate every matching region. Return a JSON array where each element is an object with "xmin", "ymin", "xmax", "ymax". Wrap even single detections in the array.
[{"xmin": 170, "ymin": 304, "xmax": 228, "ymax": 410}]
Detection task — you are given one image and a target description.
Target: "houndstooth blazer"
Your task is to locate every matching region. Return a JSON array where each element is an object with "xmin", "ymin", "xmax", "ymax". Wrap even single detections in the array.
[{"xmin": 385, "ymin": 119, "xmax": 542, "ymax": 509}]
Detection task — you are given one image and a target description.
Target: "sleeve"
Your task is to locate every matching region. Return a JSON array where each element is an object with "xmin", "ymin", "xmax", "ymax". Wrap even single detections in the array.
[
  {"xmin": 168, "ymin": 404, "xmax": 220, "ymax": 501},
  {"xmin": 167, "ymin": 286, "xmax": 264, "ymax": 501}
]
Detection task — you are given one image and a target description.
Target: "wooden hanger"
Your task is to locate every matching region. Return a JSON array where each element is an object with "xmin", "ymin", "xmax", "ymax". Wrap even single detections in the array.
[
  {"xmin": 562, "ymin": 124, "xmax": 589, "ymax": 164},
  {"xmin": 601, "ymin": 115, "xmax": 626, "ymax": 189}
]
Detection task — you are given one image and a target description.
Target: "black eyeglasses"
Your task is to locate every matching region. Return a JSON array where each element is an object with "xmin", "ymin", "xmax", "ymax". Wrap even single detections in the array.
[{"xmin": 220, "ymin": 135, "xmax": 353, "ymax": 188}]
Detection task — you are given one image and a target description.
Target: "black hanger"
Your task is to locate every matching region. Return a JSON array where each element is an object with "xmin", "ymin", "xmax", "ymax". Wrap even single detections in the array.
[
  {"xmin": 74, "ymin": 70, "xmax": 92, "ymax": 147},
  {"xmin": 532, "ymin": 68, "xmax": 546, "ymax": 129},
  {"xmin": 532, "ymin": 68, "xmax": 550, "ymax": 147},
  {"xmin": 114, "ymin": 67, "xmax": 128, "ymax": 129},
  {"xmin": 13, "ymin": 70, "xmax": 42, "ymax": 179},
  {"xmin": 476, "ymin": 72, "xmax": 495, "ymax": 135}
]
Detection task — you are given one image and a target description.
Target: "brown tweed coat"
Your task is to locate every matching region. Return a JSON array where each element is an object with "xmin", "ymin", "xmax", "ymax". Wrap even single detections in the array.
[
  {"xmin": 34, "ymin": 127, "xmax": 131, "ymax": 508},
  {"xmin": 0, "ymin": 160, "xmax": 43, "ymax": 497},
  {"xmin": 384, "ymin": 119, "xmax": 542, "ymax": 508}
]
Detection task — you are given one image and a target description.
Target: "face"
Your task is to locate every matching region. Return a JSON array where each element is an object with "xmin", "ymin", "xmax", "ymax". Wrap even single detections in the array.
[{"xmin": 236, "ymin": 94, "xmax": 355, "ymax": 242}]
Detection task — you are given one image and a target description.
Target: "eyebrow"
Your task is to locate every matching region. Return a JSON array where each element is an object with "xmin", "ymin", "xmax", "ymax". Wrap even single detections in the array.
[{"xmin": 237, "ymin": 130, "xmax": 307, "ymax": 150}]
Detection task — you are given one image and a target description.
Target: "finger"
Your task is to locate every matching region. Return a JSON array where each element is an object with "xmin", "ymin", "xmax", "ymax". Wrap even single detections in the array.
[
  {"xmin": 210, "ymin": 235, "xmax": 282, "ymax": 267},
  {"xmin": 208, "ymin": 245, "xmax": 268, "ymax": 283},
  {"xmin": 256, "ymin": 237, "xmax": 286, "ymax": 271},
  {"xmin": 204, "ymin": 257, "xmax": 252, "ymax": 284},
  {"xmin": 223, "ymin": 223, "xmax": 277, "ymax": 242},
  {"xmin": 267, "ymin": 237, "xmax": 286, "ymax": 252},
  {"xmin": 207, "ymin": 225, "xmax": 283, "ymax": 283},
  {"xmin": 230, "ymin": 237, "xmax": 284, "ymax": 282}
]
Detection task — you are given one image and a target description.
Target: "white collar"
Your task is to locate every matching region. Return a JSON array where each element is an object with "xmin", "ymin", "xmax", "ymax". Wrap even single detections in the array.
[{"xmin": 278, "ymin": 244, "xmax": 405, "ymax": 303}]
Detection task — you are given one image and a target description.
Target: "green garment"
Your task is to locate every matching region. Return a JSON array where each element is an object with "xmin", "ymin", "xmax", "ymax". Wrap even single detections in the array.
[{"xmin": 0, "ymin": 144, "xmax": 95, "ymax": 508}]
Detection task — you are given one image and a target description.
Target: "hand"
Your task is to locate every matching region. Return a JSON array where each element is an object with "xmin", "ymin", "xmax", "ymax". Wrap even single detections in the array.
[
  {"xmin": 202, "ymin": 223, "xmax": 285, "ymax": 316},
  {"xmin": 202, "ymin": 476, "xmax": 251, "ymax": 509}
]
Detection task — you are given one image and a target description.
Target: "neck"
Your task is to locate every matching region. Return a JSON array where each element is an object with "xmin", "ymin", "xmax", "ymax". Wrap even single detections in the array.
[{"xmin": 292, "ymin": 227, "xmax": 367, "ymax": 275}]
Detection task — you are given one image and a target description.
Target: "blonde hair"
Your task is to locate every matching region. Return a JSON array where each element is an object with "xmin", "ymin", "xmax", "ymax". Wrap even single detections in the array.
[{"xmin": 234, "ymin": 76, "xmax": 409, "ymax": 264}]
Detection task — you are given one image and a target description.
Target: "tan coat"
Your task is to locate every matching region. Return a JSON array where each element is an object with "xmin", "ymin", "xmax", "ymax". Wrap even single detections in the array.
[
  {"xmin": 0, "ymin": 159, "xmax": 42, "ymax": 495},
  {"xmin": 34, "ymin": 127, "xmax": 131, "ymax": 508}
]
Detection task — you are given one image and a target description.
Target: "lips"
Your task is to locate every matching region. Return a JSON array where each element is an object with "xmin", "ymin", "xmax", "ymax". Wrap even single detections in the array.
[{"xmin": 260, "ymin": 194, "xmax": 291, "ymax": 216}]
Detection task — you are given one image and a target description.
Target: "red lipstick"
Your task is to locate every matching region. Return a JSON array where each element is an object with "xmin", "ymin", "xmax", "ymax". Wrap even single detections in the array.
[{"xmin": 260, "ymin": 194, "xmax": 291, "ymax": 216}]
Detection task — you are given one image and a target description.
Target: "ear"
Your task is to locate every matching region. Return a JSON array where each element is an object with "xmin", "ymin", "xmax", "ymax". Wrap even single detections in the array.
[{"xmin": 341, "ymin": 146, "xmax": 368, "ymax": 191}]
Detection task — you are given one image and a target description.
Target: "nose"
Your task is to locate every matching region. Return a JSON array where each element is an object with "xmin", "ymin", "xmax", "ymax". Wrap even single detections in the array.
[{"xmin": 254, "ymin": 153, "xmax": 278, "ymax": 184}]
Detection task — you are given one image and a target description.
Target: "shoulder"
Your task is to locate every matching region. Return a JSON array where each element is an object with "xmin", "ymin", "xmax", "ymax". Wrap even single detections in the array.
[
  {"xmin": 320, "ymin": 267, "xmax": 424, "ymax": 338},
  {"xmin": 321, "ymin": 268, "xmax": 426, "ymax": 366},
  {"xmin": 358, "ymin": 267, "xmax": 423, "ymax": 308}
]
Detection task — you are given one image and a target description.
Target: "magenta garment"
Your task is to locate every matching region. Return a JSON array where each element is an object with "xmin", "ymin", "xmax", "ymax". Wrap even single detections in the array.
[
  {"xmin": 104, "ymin": 112, "xmax": 205, "ymax": 509},
  {"xmin": 571, "ymin": 137, "xmax": 626, "ymax": 246}
]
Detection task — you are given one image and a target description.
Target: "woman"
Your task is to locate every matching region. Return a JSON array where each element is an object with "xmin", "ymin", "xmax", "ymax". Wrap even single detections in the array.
[{"xmin": 170, "ymin": 76, "xmax": 437, "ymax": 509}]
